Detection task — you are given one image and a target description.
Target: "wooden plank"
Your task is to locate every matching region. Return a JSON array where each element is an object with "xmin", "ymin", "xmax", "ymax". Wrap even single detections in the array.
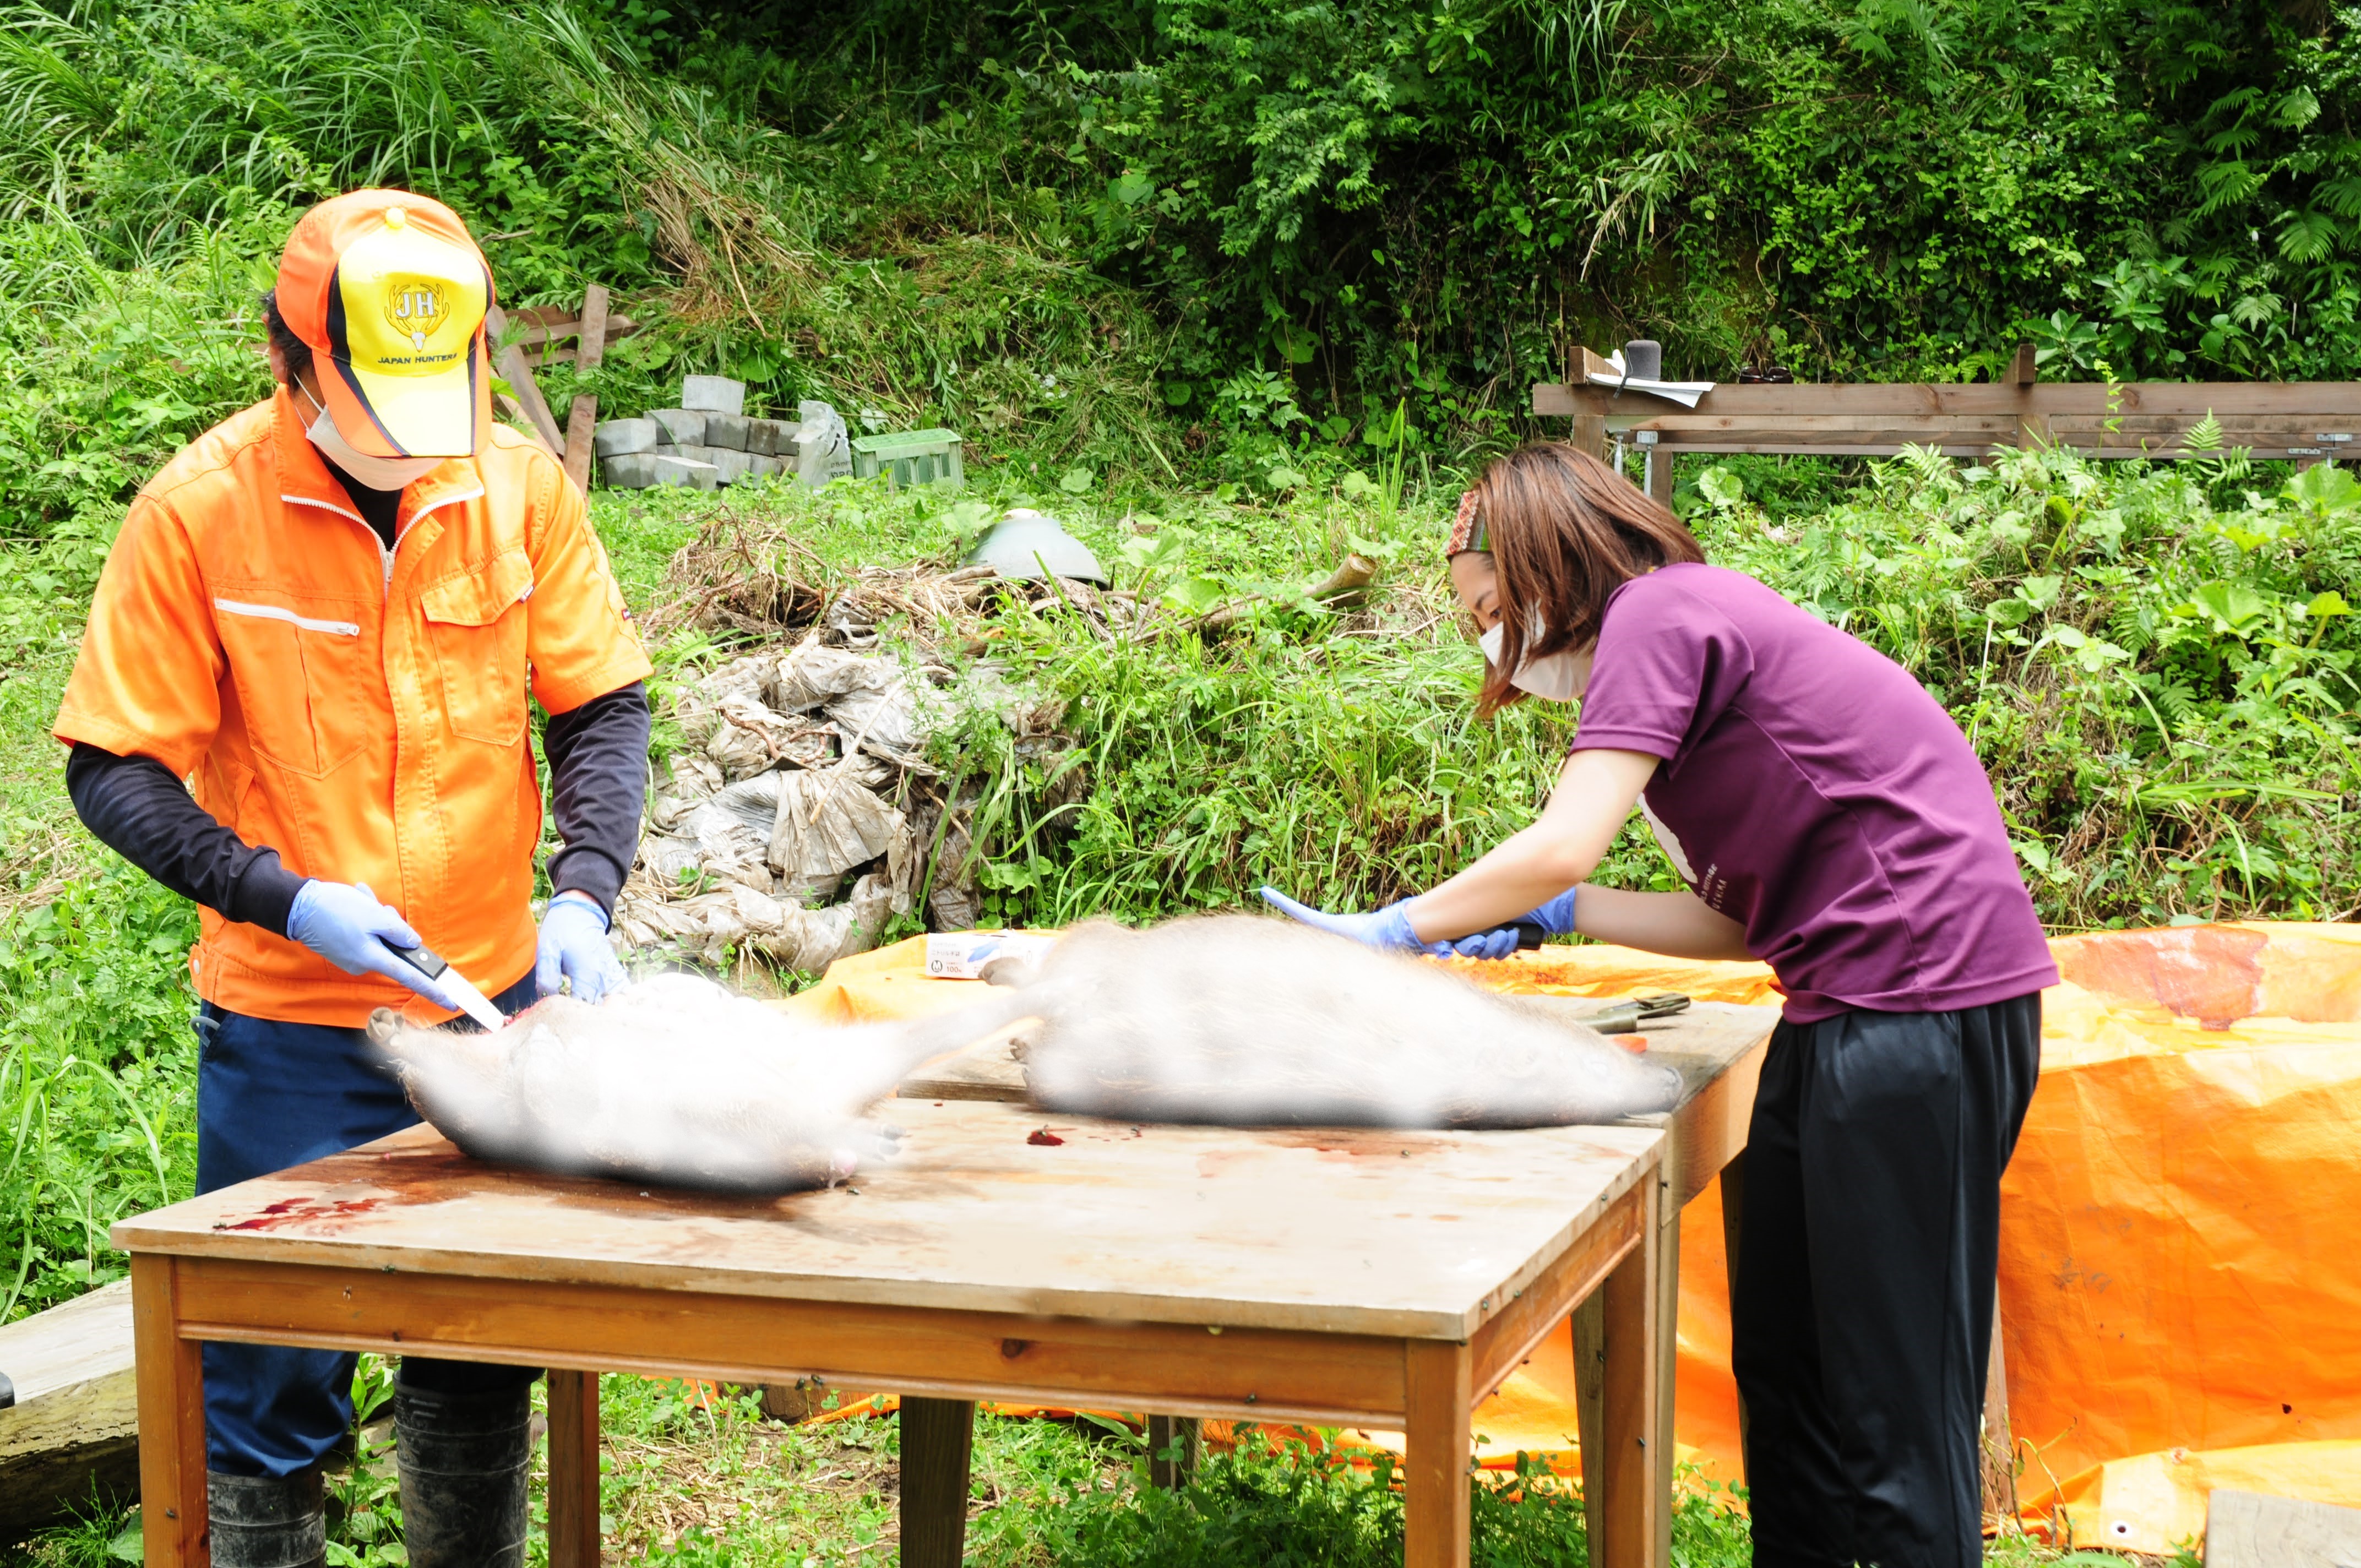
[
  {"xmin": 1596, "ymin": 1182, "xmax": 1664, "ymax": 1568},
  {"xmin": 0, "ymin": 1280, "xmax": 139, "ymax": 1537},
  {"xmin": 2009, "ymin": 344, "xmax": 2037, "ymax": 386},
  {"xmin": 1403, "ymin": 1341, "xmax": 1473, "ymax": 1568},
  {"xmin": 115, "ymin": 1104, "xmax": 1663, "ymax": 1343},
  {"xmin": 2204, "ymin": 1488, "xmax": 2361, "ymax": 1567},
  {"xmin": 485, "ymin": 305, "xmax": 564, "ymax": 455},
  {"xmin": 561, "ymin": 394, "xmax": 598, "ymax": 494},
  {"xmin": 1572, "ymin": 1291, "xmax": 1605, "ymax": 1556},
  {"xmin": 899, "ymin": 1397, "xmax": 975, "ymax": 1568},
  {"xmin": 547, "ymin": 1369, "xmax": 601, "ymax": 1568},
  {"xmin": 167, "ymin": 1257, "xmax": 1413, "ymax": 1425},
  {"xmin": 1468, "ymin": 1183, "xmax": 1643, "ymax": 1400},
  {"xmin": 896, "ymin": 1023, "xmax": 1028, "ymax": 1102},
  {"xmin": 130, "ymin": 1256, "xmax": 208, "ymax": 1568},
  {"xmin": 574, "ymin": 287, "xmax": 610, "ymax": 374},
  {"xmin": 1536, "ymin": 380, "xmax": 2361, "ymax": 419}
]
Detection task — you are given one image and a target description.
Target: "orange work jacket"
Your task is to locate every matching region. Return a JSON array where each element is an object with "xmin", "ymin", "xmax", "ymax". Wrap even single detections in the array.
[{"xmin": 55, "ymin": 388, "xmax": 652, "ymax": 1026}]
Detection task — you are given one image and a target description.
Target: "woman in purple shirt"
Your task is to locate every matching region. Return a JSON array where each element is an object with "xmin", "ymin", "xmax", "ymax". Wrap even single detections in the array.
[{"xmin": 1266, "ymin": 442, "xmax": 2056, "ymax": 1568}]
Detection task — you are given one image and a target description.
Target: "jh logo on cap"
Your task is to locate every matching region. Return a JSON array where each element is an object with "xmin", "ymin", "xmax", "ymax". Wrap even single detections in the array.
[{"xmin": 385, "ymin": 279, "xmax": 451, "ymax": 352}]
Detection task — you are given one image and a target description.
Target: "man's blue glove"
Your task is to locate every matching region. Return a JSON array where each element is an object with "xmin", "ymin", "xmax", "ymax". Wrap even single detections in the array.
[
  {"xmin": 286, "ymin": 880, "xmax": 469, "ymax": 1014},
  {"xmin": 1259, "ymin": 887, "xmax": 1424, "ymax": 951},
  {"xmin": 1439, "ymin": 886, "xmax": 1580, "ymax": 961},
  {"xmin": 537, "ymin": 892, "xmax": 627, "ymax": 1004}
]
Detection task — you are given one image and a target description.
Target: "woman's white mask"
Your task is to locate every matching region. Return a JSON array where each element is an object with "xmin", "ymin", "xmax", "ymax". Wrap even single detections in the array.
[
  {"xmin": 295, "ymin": 380, "xmax": 447, "ymax": 491},
  {"xmin": 1478, "ymin": 617, "xmax": 1595, "ymax": 703}
]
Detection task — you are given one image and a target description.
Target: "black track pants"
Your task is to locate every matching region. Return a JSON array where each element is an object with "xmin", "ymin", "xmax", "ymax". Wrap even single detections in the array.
[{"xmin": 1731, "ymin": 994, "xmax": 2042, "ymax": 1568}]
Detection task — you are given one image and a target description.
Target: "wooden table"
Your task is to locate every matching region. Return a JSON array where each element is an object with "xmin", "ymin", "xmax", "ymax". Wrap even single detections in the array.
[
  {"xmin": 116, "ymin": 1101, "xmax": 1670, "ymax": 1568},
  {"xmin": 900, "ymin": 995, "xmax": 1778, "ymax": 1565}
]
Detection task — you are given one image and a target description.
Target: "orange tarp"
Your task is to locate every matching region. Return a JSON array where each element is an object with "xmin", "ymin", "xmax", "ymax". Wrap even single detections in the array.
[{"xmin": 796, "ymin": 922, "xmax": 2361, "ymax": 1544}]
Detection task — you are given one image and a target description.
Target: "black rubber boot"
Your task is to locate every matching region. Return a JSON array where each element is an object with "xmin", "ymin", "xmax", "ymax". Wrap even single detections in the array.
[
  {"xmin": 394, "ymin": 1382, "xmax": 533, "ymax": 1568},
  {"xmin": 206, "ymin": 1469, "xmax": 327, "ymax": 1568}
]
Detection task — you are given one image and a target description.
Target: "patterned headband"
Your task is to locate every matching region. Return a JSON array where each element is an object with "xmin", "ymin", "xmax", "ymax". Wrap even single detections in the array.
[{"xmin": 1445, "ymin": 488, "xmax": 1489, "ymax": 557}]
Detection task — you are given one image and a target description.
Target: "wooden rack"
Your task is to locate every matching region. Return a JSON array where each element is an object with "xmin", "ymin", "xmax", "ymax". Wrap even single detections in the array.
[{"xmin": 1534, "ymin": 346, "xmax": 2361, "ymax": 505}]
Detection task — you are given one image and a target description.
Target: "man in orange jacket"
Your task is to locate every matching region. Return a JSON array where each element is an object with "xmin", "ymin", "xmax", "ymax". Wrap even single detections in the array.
[{"xmin": 56, "ymin": 190, "xmax": 652, "ymax": 1568}]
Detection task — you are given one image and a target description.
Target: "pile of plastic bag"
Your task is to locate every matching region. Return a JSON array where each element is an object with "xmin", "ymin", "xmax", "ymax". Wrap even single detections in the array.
[{"xmin": 614, "ymin": 626, "xmax": 1069, "ymax": 976}]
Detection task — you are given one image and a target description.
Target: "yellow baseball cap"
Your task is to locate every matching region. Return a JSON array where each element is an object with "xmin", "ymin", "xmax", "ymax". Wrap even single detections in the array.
[{"xmin": 276, "ymin": 189, "xmax": 493, "ymax": 459}]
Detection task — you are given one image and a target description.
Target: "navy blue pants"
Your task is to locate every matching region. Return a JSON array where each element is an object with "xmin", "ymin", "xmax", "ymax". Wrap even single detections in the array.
[
  {"xmin": 1730, "ymin": 994, "xmax": 2043, "ymax": 1568},
  {"xmin": 194, "ymin": 979, "xmax": 543, "ymax": 1477}
]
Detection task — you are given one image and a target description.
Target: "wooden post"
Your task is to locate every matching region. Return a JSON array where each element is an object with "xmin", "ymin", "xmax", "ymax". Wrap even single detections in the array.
[
  {"xmin": 1572, "ymin": 1292, "xmax": 1605, "ymax": 1556},
  {"xmin": 1147, "ymin": 1414, "xmax": 1199, "ymax": 1489},
  {"xmin": 130, "ymin": 1256, "xmax": 209, "ymax": 1568},
  {"xmin": 545, "ymin": 1370, "xmax": 601, "ymax": 1568},
  {"xmin": 485, "ymin": 306, "xmax": 564, "ymax": 456},
  {"xmin": 2010, "ymin": 342, "xmax": 2048, "ymax": 449},
  {"xmin": 899, "ymin": 1396, "xmax": 975, "ymax": 1568},
  {"xmin": 1598, "ymin": 1185, "xmax": 1664, "ymax": 1568},
  {"xmin": 1718, "ymin": 1153, "xmax": 1749, "ymax": 1480},
  {"xmin": 1570, "ymin": 413, "xmax": 1609, "ymax": 462},
  {"xmin": 1403, "ymin": 1341, "xmax": 1474, "ymax": 1568},
  {"xmin": 1980, "ymin": 1284, "xmax": 2016, "ymax": 1527},
  {"xmin": 560, "ymin": 285, "xmax": 610, "ymax": 496}
]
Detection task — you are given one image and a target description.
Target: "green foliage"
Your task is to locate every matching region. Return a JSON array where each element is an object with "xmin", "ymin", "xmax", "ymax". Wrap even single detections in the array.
[
  {"xmin": 1691, "ymin": 444, "xmax": 2361, "ymax": 924},
  {"xmin": 0, "ymin": 861, "xmax": 199, "ymax": 1322}
]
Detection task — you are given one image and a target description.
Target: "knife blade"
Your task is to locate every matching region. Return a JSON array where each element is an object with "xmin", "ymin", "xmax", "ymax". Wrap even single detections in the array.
[{"xmin": 384, "ymin": 939, "xmax": 507, "ymax": 1032}]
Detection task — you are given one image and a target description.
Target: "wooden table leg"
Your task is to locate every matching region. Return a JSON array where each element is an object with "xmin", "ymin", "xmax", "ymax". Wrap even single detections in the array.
[
  {"xmin": 1651, "ymin": 1195, "xmax": 1680, "ymax": 1568},
  {"xmin": 546, "ymin": 1370, "xmax": 601, "ymax": 1568},
  {"xmin": 1598, "ymin": 1188, "xmax": 1664, "ymax": 1568},
  {"xmin": 1403, "ymin": 1341, "xmax": 1472, "ymax": 1568},
  {"xmin": 1571, "ymin": 1293, "xmax": 1604, "ymax": 1555},
  {"xmin": 899, "ymin": 1396, "xmax": 975, "ymax": 1568},
  {"xmin": 1147, "ymin": 1414, "xmax": 1199, "ymax": 1489},
  {"xmin": 132, "ymin": 1255, "xmax": 209, "ymax": 1568}
]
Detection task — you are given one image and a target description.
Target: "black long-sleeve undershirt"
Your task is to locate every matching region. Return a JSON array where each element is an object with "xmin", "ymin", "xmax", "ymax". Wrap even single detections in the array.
[{"xmin": 67, "ymin": 684, "xmax": 650, "ymax": 937}]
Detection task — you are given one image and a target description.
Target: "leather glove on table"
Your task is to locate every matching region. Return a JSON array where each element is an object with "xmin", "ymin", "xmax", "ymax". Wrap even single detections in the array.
[
  {"xmin": 285, "ymin": 880, "xmax": 470, "ymax": 1013},
  {"xmin": 536, "ymin": 892, "xmax": 627, "ymax": 1005}
]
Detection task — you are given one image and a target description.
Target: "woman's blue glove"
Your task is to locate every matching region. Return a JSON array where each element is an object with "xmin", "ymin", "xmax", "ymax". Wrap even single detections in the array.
[
  {"xmin": 286, "ymin": 880, "xmax": 469, "ymax": 1013},
  {"xmin": 1258, "ymin": 887, "xmax": 1424, "ymax": 951},
  {"xmin": 1427, "ymin": 887, "xmax": 1581, "ymax": 961},
  {"xmin": 537, "ymin": 893, "xmax": 627, "ymax": 1004}
]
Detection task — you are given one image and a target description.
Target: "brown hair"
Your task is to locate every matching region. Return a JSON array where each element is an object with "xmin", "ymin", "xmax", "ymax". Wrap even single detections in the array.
[{"xmin": 1460, "ymin": 443, "xmax": 1705, "ymax": 717}]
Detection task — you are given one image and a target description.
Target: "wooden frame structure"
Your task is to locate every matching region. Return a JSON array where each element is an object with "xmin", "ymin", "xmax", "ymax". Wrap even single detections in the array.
[{"xmin": 1535, "ymin": 346, "xmax": 2361, "ymax": 506}]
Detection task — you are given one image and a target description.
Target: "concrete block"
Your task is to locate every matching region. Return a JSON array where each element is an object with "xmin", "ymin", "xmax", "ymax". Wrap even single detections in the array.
[
  {"xmin": 601, "ymin": 450, "xmax": 660, "ymax": 488},
  {"xmin": 592, "ymin": 417, "xmax": 659, "ymax": 458},
  {"xmin": 745, "ymin": 418, "xmax": 799, "ymax": 457},
  {"xmin": 682, "ymin": 375, "xmax": 746, "ymax": 415},
  {"xmin": 705, "ymin": 447, "xmax": 755, "ymax": 484},
  {"xmin": 652, "ymin": 454, "xmax": 721, "ymax": 489},
  {"xmin": 649, "ymin": 408, "xmax": 705, "ymax": 446},
  {"xmin": 702, "ymin": 412, "xmax": 752, "ymax": 451},
  {"xmin": 748, "ymin": 454, "xmax": 787, "ymax": 478}
]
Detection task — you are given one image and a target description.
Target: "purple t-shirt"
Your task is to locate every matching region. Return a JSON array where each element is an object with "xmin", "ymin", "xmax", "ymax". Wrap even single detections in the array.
[{"xmin": 1570, "ymin": 563, "xmax": 2057, "ymax": 1022}]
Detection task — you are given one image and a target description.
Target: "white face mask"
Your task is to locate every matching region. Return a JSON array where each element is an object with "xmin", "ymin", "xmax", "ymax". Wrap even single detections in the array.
[
  {"xmin": 295, "ymin": 380, "xmax": 447, "ymax": 491},
  {"xmin": 1478, "ymin": 618, "xmax": 1595, "ymax": 703}
]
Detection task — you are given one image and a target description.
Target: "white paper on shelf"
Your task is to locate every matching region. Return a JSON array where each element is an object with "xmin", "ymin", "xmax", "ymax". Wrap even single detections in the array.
[{"xmin": 1584, "ymin": 369, "xmax": 1718, "ymax": 407}]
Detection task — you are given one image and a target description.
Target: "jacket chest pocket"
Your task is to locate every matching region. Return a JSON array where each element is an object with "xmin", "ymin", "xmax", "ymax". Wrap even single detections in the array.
[
  {"xmin": 211, "ymin": 592, "xmax": 376, "ymax": 778},
  {"xmin": 420, "ymin": 549, "xmax": 534, "ymax": 746}
]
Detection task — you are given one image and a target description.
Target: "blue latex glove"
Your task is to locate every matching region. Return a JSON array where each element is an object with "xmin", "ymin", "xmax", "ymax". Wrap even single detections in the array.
[
  {"xmin": 285, "ymin": 880, "xmax": 468, "ymax": 1014},
  {"xmin": 1442, "ymin": 886, "xmax": 1581, "ymax": 961},
  {"xmin": 1258, "ymin": 887, "xmax": 1424, "ymax": 951},
  {"xmin": 536, "ymin": 892, "xmax": 627, "ymax": 1004}
]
